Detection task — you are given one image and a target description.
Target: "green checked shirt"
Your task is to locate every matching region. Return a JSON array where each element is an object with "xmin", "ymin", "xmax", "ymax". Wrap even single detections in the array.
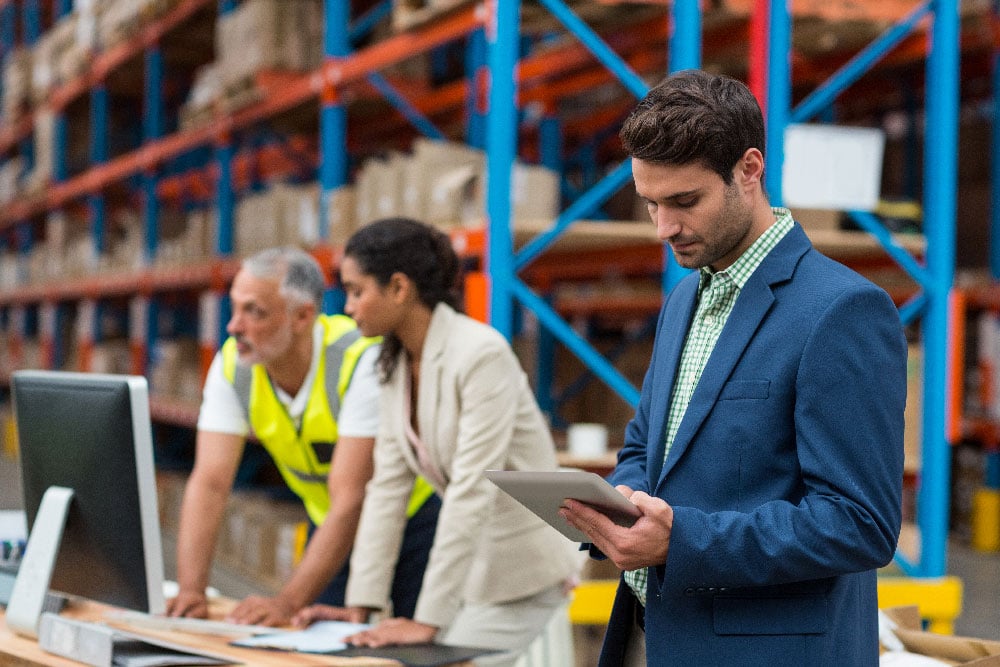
[{"xmin": 623, "ymin": 208, "xmax": 794, "ymax": 607}]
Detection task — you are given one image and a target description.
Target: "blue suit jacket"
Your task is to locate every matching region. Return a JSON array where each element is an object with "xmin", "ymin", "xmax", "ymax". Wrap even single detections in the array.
[{"xmin": 598, "ymin": 224, "xmax": 907, "ymax": 666}]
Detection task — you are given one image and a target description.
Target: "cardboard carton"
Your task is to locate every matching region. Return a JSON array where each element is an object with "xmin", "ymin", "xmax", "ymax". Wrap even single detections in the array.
[{"xmin": 882, "ymin": 606, "xmax": 1000, "ymax": 666}]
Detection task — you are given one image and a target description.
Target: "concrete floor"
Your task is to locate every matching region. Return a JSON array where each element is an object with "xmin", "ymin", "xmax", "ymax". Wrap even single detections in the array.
[{"xmin": 2, "ymin": 452, "xmax": 999, "ymax": 641}]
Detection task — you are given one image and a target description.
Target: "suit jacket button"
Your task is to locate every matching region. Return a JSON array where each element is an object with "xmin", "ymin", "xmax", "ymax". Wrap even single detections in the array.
[{"xmin": 684, "ymin": 587, "xmax": 695, "ymax": 596}]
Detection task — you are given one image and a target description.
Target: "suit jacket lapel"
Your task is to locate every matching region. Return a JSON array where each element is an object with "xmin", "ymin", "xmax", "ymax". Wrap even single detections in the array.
[
  {"xmin": 654, "ymin": 225, "xmax": 811, "ymax": 492},
  {"xmin": 416, "ymin": 303, "xmax": 453, "ymax": 448}
]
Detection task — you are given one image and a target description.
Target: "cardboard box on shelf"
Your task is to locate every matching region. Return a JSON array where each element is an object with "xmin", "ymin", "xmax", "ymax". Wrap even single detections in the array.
[
  {"xmin": 90, "ymin": 340, "xmax": 132, "ymax": 376},
  {"xmin": 24, "ymin": 109, "xmax": 55, "ymax": 195},
  {"xmin": 355, "ymin": 152, "xmax": 411, "ymax": 226},
  {"xmin": 155, "ymin": 470, "xmax": 189, "ymax": 535},
  {"xmin": 148, "ymin": 338, "xmax": 201, "ymax": 399},
  {"xmin": 215, "ymin": 0, "xmax": 323, "ymax": 94},
  {"xmin": 235, "ymin": 189, "xmax": 284, "ymax": 256},
  {"xmin": 512, "ymin": 162, "xmax": 560, "ymax": 225},
  {"xmin": 1, "ymin": 47, "xmax": 31, "ymax": 123},
  {"xmin": 324, "ymin": 186, "xmax": 356, "ymax": 246},
  {"xmin": 789, "ymin": 207, "xmax": 842, "ymax": 231}
]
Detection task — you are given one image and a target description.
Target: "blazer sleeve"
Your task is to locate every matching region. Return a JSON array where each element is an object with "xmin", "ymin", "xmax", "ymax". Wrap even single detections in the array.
[
  {"xmin": 656, "ymin": 283, "xmax": 906, "ymax": 596},
  {"xmin": 345, "ymin": 398, "xmax": 416, "ymax": 611}
]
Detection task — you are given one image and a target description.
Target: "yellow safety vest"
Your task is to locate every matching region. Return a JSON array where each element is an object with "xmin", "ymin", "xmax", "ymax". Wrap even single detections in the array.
[{"xmin": 222, "ymin": 314, "xmax": 434, "ymax": 525}]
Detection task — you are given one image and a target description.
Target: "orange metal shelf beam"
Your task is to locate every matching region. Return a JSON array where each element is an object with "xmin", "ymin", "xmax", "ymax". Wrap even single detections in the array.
[
  {"xmin": 326, "ymin": 4, "xmax": 483, "ymax": 86},
  {"xmin": 0, "ymin": 258, "xmax": 240, "ymax": 306}
]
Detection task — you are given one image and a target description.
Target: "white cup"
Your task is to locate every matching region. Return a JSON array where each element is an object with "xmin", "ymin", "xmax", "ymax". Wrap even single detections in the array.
[{"xmin": 567, "ymin": 423, "xmax": 609, "ymax": 458}]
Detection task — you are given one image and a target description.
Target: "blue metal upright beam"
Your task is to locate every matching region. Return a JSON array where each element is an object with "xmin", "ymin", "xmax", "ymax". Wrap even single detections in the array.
[
  {"xmin": 22, "ymin": 0, "xmax": 41, "ymax": 44},
  {"xmin": 670, "ymin": 0, "xmax": 701, "ymax": 71},
  {"xmin": 53, "ymin": 0, "xmax": 71, "ymax": 19},
  {"xmin": 485, "ymin": 0, "xmax": 521, "ymax": 337},
  {"xmin": 319, "ymin": 0, "xmax": 349, "ymax": 241},
  {"xmin": 144, "ymin": 46, "xmax": 163, "ymax": 266},
  {"xmin": 992, "ymin": 0, "xmax": 1000, "ymax": 280},
  {"xmin": 53, "ymin": 114, "xmax": 67, "ymax": 182},
  {"xmin": 90, "ymin": 84, "xmax": 108, "ymax": 254},
  {"xmin": 0, "ymin": 3, "xmax": 16, "ymax": 56},
  {"xmin": 915, "ymin": 0, "xmax": 959, "ymax": 579},
  {"xmin": 763, "ymin": 0, "xmax": 791, "ymax": 204},
  {"xmin": 663, "ymin": 0, "xmax": 701, "ymax": 293},
  {"xmin": 465, "ymin": 28, "xmax": 487, "ymax": 149}
]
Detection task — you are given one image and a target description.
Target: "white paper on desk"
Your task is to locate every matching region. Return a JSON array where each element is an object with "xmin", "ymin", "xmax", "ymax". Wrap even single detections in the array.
[{"xmin": 230, "ymin": 621, "xmax": 371, "ymax": 653}]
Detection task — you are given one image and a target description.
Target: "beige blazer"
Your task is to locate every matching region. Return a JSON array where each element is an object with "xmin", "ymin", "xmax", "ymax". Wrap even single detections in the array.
[{"xmin": 346, "ymin": 303, "xmax": 580, "ymax": 629}]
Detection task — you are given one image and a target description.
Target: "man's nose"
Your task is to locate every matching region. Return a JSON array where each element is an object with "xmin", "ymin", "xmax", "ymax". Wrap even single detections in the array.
[{"xmin": 655, "ymin": 209, "xmax": 681, "ymax": 240}]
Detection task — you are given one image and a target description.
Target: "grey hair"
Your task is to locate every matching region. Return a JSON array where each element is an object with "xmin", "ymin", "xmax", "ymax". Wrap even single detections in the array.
[{"xmin": 241, "ymin": 247, "xmax": 326, "ymax": 310}]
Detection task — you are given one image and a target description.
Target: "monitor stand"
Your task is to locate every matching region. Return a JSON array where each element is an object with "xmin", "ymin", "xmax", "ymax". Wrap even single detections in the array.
[{"xmin": 5, "ymin": 486, "xmax": 74, "ymax": 638}]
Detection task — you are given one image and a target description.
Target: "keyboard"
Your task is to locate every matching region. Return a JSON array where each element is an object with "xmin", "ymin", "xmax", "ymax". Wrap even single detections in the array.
[{"xmin": 105, "ymin": 610, "xmax": 286, "ymax": 637}]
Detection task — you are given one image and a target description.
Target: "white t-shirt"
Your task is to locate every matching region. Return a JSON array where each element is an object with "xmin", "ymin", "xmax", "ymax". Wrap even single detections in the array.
[{"xmin": 197, "ymin": 322, "xmax": 381, "ymax": 438}]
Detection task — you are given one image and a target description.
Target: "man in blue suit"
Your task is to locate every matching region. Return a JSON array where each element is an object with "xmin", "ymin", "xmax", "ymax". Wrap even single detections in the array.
[{"xmin": 560, "ymin": 70, "xmax": 907, "ymax": 666}]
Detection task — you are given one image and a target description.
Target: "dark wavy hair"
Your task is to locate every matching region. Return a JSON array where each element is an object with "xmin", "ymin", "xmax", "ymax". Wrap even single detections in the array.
[
  {"xmin": 344, "ymin": 217, "xmax": 463, "ymax": 382},
  {"xmin": 620, "ymin": 69, "xmax": 765, "ymax": 186}
]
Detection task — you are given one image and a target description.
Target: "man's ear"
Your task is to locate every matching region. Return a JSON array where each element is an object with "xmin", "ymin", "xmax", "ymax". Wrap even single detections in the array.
[
  {"xmin": 292, "ymin": 302, "xmax": 317, "ymax": 331},
  {"xmin": 737, "ymin": 148, "xmax": 765, "ymax": 189}
]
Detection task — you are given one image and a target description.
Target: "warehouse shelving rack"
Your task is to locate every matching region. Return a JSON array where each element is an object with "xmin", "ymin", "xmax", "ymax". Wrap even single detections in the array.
[{"xmin": 0, "ymin": 0, "xmax": 991, "ymax": 626}]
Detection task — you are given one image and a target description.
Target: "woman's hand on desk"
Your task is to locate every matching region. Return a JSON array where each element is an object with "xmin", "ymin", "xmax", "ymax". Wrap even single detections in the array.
[
  {"xmin": 225, "ymin": 594, "xmax": 296, "ymax": 627},
  {"xmin": 165, "ymin": 590, "xmax": 208, "ymax": 618},
  {"xmin": 292, "ymin": 604, "xmax": 370, "ymax": 627},
  {"xmin": 344, "ymin": 617, "xmax": 438, "ymax": 648}
]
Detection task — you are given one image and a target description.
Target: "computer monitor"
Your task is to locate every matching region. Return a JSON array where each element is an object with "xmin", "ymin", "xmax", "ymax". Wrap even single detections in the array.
[{"xmin": 6, "ymin": 370, "xmax": 165, "ymax": 637}]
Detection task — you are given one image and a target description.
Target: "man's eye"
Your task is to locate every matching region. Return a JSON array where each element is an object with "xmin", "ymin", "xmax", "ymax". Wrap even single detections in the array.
[{"xmin": 675, "ymin": 197, "xmax": 697, "ymax": 208}]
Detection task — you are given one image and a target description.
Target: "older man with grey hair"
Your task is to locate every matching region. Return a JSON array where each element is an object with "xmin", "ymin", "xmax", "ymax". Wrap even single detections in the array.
[{"xmin": 167, "ymin": 247, "xmax": 439, "ymax": 627}]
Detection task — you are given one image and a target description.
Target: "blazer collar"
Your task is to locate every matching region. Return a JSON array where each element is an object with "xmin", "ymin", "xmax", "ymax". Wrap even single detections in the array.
[
  {"xmin": 406, "ymin": 302, "xmax": 458, "ymax": 445},
  {"xmin": 422, "ymin": 302, "xmax": 459, "ymax": 364},
  {"xmin": 653, "ymin": 224, "xmax": 812, "ymax": 491}
]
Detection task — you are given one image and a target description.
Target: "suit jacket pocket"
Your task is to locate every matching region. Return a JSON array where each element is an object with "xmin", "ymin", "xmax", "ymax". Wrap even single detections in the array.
[
  {"xmin": 713, "ymin": 595, "xmax": 827, "ymax": 635},
  {"xmin": 718, "ymin": 380, "xmax": 770, "ymax": 400}
]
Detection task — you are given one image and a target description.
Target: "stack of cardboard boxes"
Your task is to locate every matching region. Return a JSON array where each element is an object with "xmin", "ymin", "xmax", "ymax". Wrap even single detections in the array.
[
  {"xmin": 156, "ymin": 470, "xmax": 309, "ymax": 594},
  {"xmin": 181, "ymin": 0, "xmax": 324, "ymax": 125}
]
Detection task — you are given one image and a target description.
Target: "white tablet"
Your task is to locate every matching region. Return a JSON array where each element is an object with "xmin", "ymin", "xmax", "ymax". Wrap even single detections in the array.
[{"xmin": 484, "ymin": 469, "xmax": 640, "ymax": 542}]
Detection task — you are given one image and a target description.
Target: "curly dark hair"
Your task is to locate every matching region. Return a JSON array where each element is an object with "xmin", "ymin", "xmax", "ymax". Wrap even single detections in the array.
[
  {"xmin": 619, "ymin": 69, "xmax": 765, "ymax": 186},
  {"xmin": 344, "ymin": 217, "xmax": 463, "ymax": 382}
]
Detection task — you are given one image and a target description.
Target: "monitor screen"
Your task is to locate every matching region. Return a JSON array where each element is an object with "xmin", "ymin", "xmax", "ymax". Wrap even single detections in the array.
[{"xmin": 9, "ymin": 370, "xmax": 165, "ymax": 628}]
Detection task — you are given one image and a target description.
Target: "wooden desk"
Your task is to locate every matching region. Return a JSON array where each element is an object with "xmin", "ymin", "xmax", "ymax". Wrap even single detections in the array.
[{"xmin": 0, "ymin": 599, "xmax": 453, "ymax": 666}]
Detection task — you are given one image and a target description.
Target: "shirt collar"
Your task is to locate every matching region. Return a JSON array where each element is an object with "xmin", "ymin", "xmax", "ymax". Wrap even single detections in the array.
[{"xmin": 699, "ymin": 207, "xmax": 793, "ymax": 291}]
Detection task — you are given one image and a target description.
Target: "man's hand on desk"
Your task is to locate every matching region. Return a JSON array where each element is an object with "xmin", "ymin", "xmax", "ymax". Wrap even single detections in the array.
[
  {"xmin": 343, "ymin": 617, "xmax": 438, "ymax": 648},
  {"xmin": 225, "ymin": 594, "xmax": 297, "ymax": 627},
  {"xmin": 165, "ymin": 590, "xmax": 208, "ymax": 618},
  {"xmin": 291, "ymin": 604, "xmax": 369, "ymax": 627}
]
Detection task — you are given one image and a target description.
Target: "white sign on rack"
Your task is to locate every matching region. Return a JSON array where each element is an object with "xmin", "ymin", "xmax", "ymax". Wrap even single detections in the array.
[{"xmin": 781, "ymin": 123, "xmax": 886, "ymax": 212}]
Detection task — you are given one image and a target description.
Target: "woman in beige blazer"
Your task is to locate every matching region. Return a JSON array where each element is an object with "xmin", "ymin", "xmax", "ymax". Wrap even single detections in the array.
[{"xmin": 295, "ymin": 218, "xmax": 580, "ymax": 664}]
